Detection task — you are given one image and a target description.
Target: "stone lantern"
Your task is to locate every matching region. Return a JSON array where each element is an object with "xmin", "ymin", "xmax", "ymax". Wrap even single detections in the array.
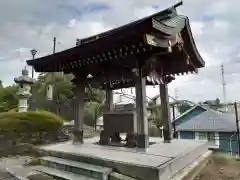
[{"xmin": 14, "ymin": 67, "xmax": 35, "ymax": 112}]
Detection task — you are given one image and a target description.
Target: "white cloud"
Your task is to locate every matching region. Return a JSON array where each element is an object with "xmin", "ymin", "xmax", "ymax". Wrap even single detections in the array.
[
  {"xmin": 1, "ymin": 0, "xmax": 240, "ymax": 103},
  {"xmin": 190, "ymin": 22, "xmax": 204, "ymax": 36}
]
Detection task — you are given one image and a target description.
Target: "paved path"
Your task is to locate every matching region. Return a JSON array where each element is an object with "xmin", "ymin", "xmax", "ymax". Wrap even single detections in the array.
[{"xmin": 0, "ymin": 156, "xmax": 36, "ymax": 180}]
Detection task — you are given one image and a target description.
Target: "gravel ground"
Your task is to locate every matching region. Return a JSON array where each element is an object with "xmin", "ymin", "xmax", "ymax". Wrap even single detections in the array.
[{"xmin": 194, "ymin": 153, "xmax": 240, "ymax": 180}]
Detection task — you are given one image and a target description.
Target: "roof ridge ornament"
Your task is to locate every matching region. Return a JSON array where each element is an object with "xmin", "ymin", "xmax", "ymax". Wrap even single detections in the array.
[{"xmin": 76, "ymin": 38, "xmax": 81, "ymax": 46}]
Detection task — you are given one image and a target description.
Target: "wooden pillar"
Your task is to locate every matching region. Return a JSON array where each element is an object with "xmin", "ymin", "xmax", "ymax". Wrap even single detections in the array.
[
  {"xmin": 172, "ymin": 104, "xmax": 177, "ymax": 138},
  {"xmin": 135, "ymin": 68, "xmax": 149, "ymax": 148},
  {"xmin": 73, "ymin": 78, "xmax": 85, "ymax": 144},
  {"xmin": 160, "ymin": 83, "xmax": 172, "ymax": 143},
  {"xmin": 105, "ymin": 89, "xmax": 114, "ymax": 111}
]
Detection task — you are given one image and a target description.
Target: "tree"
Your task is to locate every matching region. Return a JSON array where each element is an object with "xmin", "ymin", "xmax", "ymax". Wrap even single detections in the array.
[
  {"xmin": 149, "ymin": 105, "xmax": 162, "ymax": 126},
  {"xmin": 215, "ymin": 98, "xmax": 220, "ymax": 105},
  {"xmin": 0, "ymin": 85, "xmax": 18, "ymax": 112},
  {"xmin": 201, "ymin": 98, "xmax": 223, "ymax": 110},
  {"xmin": 0, "ymin": 73, "xmax": 105, "ymax": 127},
  {"xmin": 0, "ymin": 80, "xmax": 3, "ymax": 88},
  {"xmin": 33, "ymin": 73, "xmax": 74, "ymax": 105},
  {"xmin": 34, "ymin": 73, "xmax": 105, "ymax": 105},
  {"xmin": 177, "ymin": 103, "xmax": 192, "ymax": 114}
]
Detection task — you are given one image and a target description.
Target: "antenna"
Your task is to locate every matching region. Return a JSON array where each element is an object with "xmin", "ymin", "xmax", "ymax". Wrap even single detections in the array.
[{"xmin": 221, "ymin": 64, "xmax": 227, "ymax": 112}]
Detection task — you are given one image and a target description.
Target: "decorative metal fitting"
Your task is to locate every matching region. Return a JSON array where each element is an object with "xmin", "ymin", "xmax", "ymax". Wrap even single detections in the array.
[
  {"xmin": 132, "ymin": 68, "xmax": 139, "ymax": 76},
  {"xmin": 168, "ymin": 40, "xmax": 172, "ymax": 52}
]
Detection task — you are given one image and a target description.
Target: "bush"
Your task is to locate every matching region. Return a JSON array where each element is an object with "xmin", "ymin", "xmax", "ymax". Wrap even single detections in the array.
[
  {"xmin": 149, "ymin": 127, "xmax": 161, "ymax": 137},
  {"xmin": 7, "ymin": 108, "xmax": 17, "ymax": 112},
  {"xmin": 0, "ymin": 111, "xmax": 63, "ymax": 132},
  {"xmin": 0, "ymin": 110, "xmax": 64, "ymax": 144}
]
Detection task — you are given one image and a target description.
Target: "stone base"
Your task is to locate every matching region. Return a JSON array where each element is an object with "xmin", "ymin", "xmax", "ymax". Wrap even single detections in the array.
[
  {"xmin": 99, "ymin": 130, "xmax": 110, "ymax": 145},
  {"xmin": 126, "ymin": 133, "xmax": 137, "ymax": 148},
  {"xmin": 163, "ymin": 129, "xmax": 172, "ymax": 143},
  {"xmin": 111, "ymin": 132, "xmax": 122, "ymax": 143},
  {"xmin": 40, "ymin": 138, "xmax": 209, "ymax": 180},
  {"xmin": 72, "ymin": 130, "xmax": 83, "ymax": 144},
  {"xmin": 163, "ymin": 139, "xmax": 171, "ymax": 143},
  {"xmin": 136, "ymin": 134, "xmax": 149, "ymax": 148}
]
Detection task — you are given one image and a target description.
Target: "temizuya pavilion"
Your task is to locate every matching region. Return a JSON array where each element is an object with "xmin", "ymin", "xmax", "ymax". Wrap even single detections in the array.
[{"xmin": 27, "ymin": 2, "xmax": 205, "ymax": 148}]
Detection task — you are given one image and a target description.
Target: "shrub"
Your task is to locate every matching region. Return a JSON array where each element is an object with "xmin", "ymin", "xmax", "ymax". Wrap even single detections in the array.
[
  {"xmin": 149, "ymin": 127, "xmax": 161, "ymax": 137},
  {"xmin": 0, "ymin": 111, "xmax": 63, "ymax": 132},
  {"xmin": 0, "ymin": 110, "xmax": 64, "ymax": 144},
  {"xmin": 7, "ymin": 108, "xmax": 17, "ymax": 112}
]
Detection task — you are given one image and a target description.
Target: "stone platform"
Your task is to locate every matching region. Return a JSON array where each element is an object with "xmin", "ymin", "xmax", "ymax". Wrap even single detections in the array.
[{"xmin": 38, "ymin": 137, "xmax": 209, "ymax": 180}]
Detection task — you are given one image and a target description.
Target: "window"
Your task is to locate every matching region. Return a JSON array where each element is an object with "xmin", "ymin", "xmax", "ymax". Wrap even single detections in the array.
[
  {"xmin": 207, "ymin": 132, "xmax": 215, "ymax": 143},
  {"xmin": 199, "ymin": 132, "xmax": 207, "ymax": 140}
]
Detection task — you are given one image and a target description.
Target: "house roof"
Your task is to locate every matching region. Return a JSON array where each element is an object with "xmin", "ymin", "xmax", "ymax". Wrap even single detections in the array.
[
  {"xmin": 173, "ymin": 105, "xmax": 207, "ymax": 123},
  {"xmin": 176, "ymin": 109, "xmax": 238, "ymax": 132}
]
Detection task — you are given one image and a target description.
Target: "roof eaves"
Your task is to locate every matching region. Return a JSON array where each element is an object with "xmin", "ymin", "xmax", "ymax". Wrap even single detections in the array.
[
  {"xmin": 26, "ymin": 2, "xmax": 185, "ymax": 70},
  {"xmin": 76, "ymin": 2, "xmax": 182, "ymax": 46},
  {"xmin": 184, "ymin": 17, "xmax": 205, "ymax": 67},
  {"xmin": 173, "ymin": 105, "xmax": 207, "ymax": 123}
]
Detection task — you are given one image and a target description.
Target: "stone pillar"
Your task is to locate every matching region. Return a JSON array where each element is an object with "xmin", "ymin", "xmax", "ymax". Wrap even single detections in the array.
[
  {"xmin": 73, "ymin": 79, "xmax": 85, "ymax": 144},
  {"xmin": 172, "ymin": 104, "xmax": 177, "ymax": 138},
  {"xmin": 19, "ymin": 98, "xmax": 29, "ymax": 112},
  {"xmin": 159, "ymin": 83, "xmax": 172, "ymax": 143},
  {"xmin": 105, "ymin": 89, "xmax": 114, "ymax": 111},
  {"xmin": 99, "ymin": 89, "xmax": 114, "ymax": 145},
  {"xmin": 135, "ymin": 68, "xmax": 149, "ymax": 148},
  {"xmin": 14, "ymin": 67, "xmax": 35, "ymax": 112}
]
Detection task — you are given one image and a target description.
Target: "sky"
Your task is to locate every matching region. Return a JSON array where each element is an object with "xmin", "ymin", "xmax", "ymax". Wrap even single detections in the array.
[{"xmin": 0, "ymin": 0, "xmax": 239, "ymax": 103}]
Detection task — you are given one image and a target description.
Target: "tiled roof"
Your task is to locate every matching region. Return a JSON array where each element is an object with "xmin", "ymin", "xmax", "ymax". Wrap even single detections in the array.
[
  {"xmin": 176, "ymin": 109, "xmax": 238, "ymax": 132},
  {"xmin": 173, "ymin": 105, "xmax": 207, "ymax": 123}
]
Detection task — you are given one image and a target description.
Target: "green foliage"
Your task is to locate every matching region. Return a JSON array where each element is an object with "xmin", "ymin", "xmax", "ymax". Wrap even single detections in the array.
[
  {"xmin": 84, "ymin": 101, "xmax": 104, "ymax": 126},
  {"xmin": 33, "ymin": 73, "xmax": 74, "ymax": 105},
  {"xmin": 0, "ymin": 74, "xmax": 105, "ymax": 128},
  {"xmin": 148, "ymin": 105, "xmax": 162, "ymax": 126},
  {"xmin": 149, "ymin": 127, "xmax": 161, "ymax": 137},
  {"xmin": 27, "ymin": 173, "xmax": 56, "ymax": 180},
  {"xmin": 33, "ymin": 73, "xmax": 105, "ymax": 105},
  {"xmin": 202, "ymin": 98, "xmax": 223, "ymax": 110},
  {"xmin": 0, "ymin": 85, "xmax": 18, "ymax": 112},
  {"xmin": 25, "ymin": 158, "xmax": 41, "ymax": 166},
  {"xmin": 0, "ymin": 111, "xmax": 63, "ymax": 142},
  {"xmin": 177, "ymin": 103, "xmax": 192, "ymax": 114},
  {"xmin": 85, "ymin": 88, "xmax": 105, "ymax": 103}
]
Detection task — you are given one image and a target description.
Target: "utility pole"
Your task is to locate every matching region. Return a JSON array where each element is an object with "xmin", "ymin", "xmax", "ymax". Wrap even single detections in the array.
[
  {"xmin": 30, "ymin": 49, "xmax": 37, "ymax": 78},
  {"xmin": 234, "ymin": 102, "xmax": 240, "ymax": 156},
  {"xmin": 52, "ymin": 37, "xmax": 59, "ymax": 114},
  {"xmin": 221, "ymin": 64, "xmax": 227, "ymax": 112},
  {"xmin": 53, "ymin": 37, "xmax": 56, "ymax": 54}
]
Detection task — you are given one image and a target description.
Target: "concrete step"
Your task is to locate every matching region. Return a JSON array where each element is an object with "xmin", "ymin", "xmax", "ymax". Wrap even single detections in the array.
[
  {"xmin": 34, "ymin": 166, "xmax": 97, "ymax": 180},
  {"xmin": 109, "ymin": 172, "xmax": 138, "ymax": 180},
  {"xmin": 40, "ymin": 156, "xmax": 112, "ymax": 180}
]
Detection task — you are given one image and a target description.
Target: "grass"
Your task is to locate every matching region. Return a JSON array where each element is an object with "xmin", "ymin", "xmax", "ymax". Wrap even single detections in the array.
[
  {"xmin": 25, "ymin": 158, "xmax": 41, "ymax": 166},
  {"xmin": 212, "ymin": 152, "xmax": 240, "ymax": 162}
]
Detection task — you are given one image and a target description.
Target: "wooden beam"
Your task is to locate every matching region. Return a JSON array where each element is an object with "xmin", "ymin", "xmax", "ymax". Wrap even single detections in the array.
[{"xmin": 144, "ymin": 33, "xmax": 178, "ymax": 48}]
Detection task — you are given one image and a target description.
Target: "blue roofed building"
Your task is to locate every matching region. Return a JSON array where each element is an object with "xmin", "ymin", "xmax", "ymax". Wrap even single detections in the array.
[{"xmin": 173, "ymin": 105, "xmax": 240, "ymax": 155}]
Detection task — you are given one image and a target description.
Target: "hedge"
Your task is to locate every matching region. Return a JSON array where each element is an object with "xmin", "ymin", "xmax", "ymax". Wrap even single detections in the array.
[
  {"xmin": 0, "ymin": 110, "xmax": 64, "ymax": 144},
  {"xmin": 0, "ymin": 111, "xmax": 63, "ymax": 132}
]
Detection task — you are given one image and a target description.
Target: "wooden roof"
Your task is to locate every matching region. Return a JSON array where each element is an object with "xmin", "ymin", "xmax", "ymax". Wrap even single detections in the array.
[
  {"xmin": 26, "ymin": 1, "xmax": 205, "ymax": 89},
  {"xmin": 79, "ymin": 75, "xmax": 175, "ymax": 90}
]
